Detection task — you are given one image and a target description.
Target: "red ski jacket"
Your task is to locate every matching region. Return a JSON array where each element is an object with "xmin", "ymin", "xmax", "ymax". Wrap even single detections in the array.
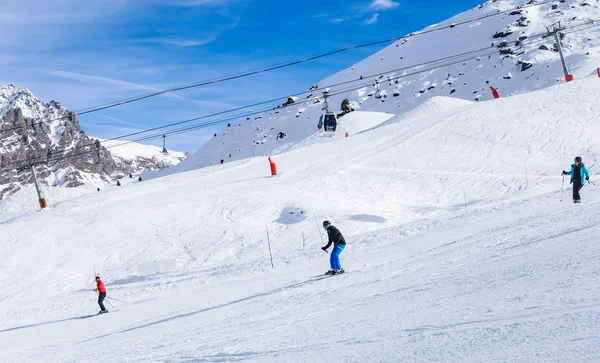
[{"xmin": 96, "ymin": 279, "xmax": 106, "ymax": 293}]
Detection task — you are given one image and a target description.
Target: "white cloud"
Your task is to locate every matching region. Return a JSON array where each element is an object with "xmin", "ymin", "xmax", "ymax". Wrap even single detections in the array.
[
  {"xmin": 163, "ymin": 0, "xmax": 240, "ymax": 7},
  {"xmin": 40, "ymin": 70, "xmax": 161, "ymax": 92},
  {"xmin": 369, "ymin": 0, "xmax": 399, "ymax": 10},
  {"xmin": 136, "ymin": 35, "xmax": 219, "ymax": 47},
  {"xmin": 364, "ymin": 13, "xmax": 379, "ymax": 25},
  {"xmin": 136, "ymin": 15, "xmax": 240, "ymax": 47},
  {"xmin": 323, "ymin": 0, "xmax": 397, "ymax": 26},
  {"xmin": 329, "ymin": 17, "xmax": 351, "ymax": 24},
  {"xmin": 97, "ymin": 115, "xmax": 145, "ymax": 129}
]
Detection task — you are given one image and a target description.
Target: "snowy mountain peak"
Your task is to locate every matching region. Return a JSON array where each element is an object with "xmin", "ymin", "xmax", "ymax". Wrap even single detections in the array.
[
  {"xmin": 0, "ymin": 85, "xmax": 187, "ymax": 199},
  {"xmin": 0, "ymin": 85, "xmax": 48, "ymax": 123},
  {"xmin": 0, "ymin": 84, "xmax": 17, "ymax": 99}
]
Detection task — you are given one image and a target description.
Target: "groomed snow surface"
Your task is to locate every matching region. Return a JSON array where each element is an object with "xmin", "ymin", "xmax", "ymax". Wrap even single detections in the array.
[{"xmin": 2, "ymin": 79, "xmax": 600, "ymax": 362}]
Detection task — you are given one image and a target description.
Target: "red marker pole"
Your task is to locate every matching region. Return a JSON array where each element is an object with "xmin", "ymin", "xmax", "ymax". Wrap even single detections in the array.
[
  {"xmin": 490, "ymin": 86, "xmax": 500, "ymax": 99},
  {"xmin": 268, "ymin": 157, "xmax": 277, "ymax": 176}
]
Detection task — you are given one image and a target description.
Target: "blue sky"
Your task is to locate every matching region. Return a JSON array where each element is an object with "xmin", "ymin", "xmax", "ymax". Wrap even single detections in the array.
[{"xmin": 0, "ymin": 0, "xmax": 480, "ymax": 152}]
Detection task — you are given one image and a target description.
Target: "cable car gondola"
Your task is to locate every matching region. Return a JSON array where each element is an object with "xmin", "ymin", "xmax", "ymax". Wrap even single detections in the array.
[
  {"xmin": 318, "ymin": 111, "xmax": 338, "ymax": 136},
  {"xmin": 317, "ymin": 88, "xmax": 338, "ymax": 137}
]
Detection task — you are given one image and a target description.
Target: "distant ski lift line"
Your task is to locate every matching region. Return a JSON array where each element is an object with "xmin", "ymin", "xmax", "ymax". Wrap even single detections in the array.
[
  {"xmin": 2, "ymin": 37, "xmax": 561, "ymax": 169},
  {"xmin": 2, "ymin": 13, "xmax": 590, "ymax": 141},
  {"xmin": 6, "ymin": 18, "xmax": 600, "ymax": 170},
  {"xmin": 5, "ymin": 17, "xmax": 600, "ymax": 169},
  {"xmin": 0, "ymin": 0, "xmax": 557, "ymax": 135},
  {"xmin": 63, "ymin": 0, "xmax": 557, "ymax": 114},
  {"xmin": 0, "ymin": 43, "xmax": 501, "ymax": 137},
  {"xmin": 4, "ymin": 45, "xmax": 508, "ymax": 168},
  {"xmin": 6, "ymin": 16, "xmax": 599, "ymax": 171}
]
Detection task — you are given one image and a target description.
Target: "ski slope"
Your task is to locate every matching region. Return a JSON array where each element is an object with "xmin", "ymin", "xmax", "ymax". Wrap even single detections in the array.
[
  {"xmin": 163, "ymin": 0, "xmax": 600, "ymax": 175},
  {"xmin": 1, "ymin": 79, "xmax": 600, "ymax": 362}
]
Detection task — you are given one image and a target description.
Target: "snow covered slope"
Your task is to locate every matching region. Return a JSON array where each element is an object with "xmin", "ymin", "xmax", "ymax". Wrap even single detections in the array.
[
  {"xmin": 2, "ymin": 78, "xmax": 600, "ymax": 361},
  {"xmin": 169, "ymin": 0, "xmax": 600, "ymax": 175},
  {"xmin": 98, "ymin": 138, "xmax": 187, "ymax": 173},
  {"xmin": 145, "ymin": 110, "xmax": 394, "ymax": 179}
]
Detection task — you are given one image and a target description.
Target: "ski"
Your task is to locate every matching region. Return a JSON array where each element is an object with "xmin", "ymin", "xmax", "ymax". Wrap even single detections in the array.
[
  {"xmin": 79, "ymin": 314, "xmax": 98, "ymax": 319},
  {"xmin": 311, "ymin": 270, "xmax": 347, "ymax": 278},
  {"xmin": 80, "ymin": 309, "xmax": 119, "ymax": 319}
]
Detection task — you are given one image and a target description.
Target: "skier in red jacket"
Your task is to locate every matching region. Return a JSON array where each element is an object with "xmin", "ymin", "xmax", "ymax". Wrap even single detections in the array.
[{"xmin": 94, "ymin": 276, "xmax": 108, "ymax": 314}]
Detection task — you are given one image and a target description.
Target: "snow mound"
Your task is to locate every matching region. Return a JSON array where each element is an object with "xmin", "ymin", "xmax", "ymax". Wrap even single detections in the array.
[
  {"xmin": 288, "ymin": 111, "xmax": 394, "ymax": 151},
  {"xmin": 384, "ymin": 96, "xmax": 473, "ymax": 126}
]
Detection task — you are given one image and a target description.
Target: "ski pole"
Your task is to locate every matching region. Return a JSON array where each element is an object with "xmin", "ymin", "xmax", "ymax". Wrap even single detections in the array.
[
  {"xmin": 105, "ymin": 299, "xmax": 115, "ymax": 308},
  {"xmin": 106, "ymin": 296, "xmax": 129, "ymax": 304},
  {"xmin": 345, "ymin": 249, "xmax": 366, "ymax": 267},
  {"xmin": 560, "ymin": 174, "xmax": 565, "ymax": 202},
  {"xmin": 314, "ymin": 212, "xmax": 324, "ymax": 244}
]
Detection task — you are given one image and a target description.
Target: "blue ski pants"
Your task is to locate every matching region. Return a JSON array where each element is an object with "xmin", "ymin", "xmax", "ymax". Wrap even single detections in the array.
[{"xmin": 330, "ymin": 244, "xmax": 345, "ymax": 269}]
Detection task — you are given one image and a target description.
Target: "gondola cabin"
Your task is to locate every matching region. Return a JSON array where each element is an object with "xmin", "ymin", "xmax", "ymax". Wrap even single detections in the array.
[{"xmin": 318, "ymin": 111, "xmax": 338, "ymax": 136}]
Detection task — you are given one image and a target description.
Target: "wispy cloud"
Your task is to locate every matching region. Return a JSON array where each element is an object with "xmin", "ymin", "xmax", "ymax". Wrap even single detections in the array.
[
  {"xmin": 135, "ymin": 14, "xmax": 240, "ymax": 48},
  {"xmin": 97, "ymin": 115, "xmax": 145, "ymax": 129},
  {"xmin": 136, "ymin": 35, "xmax": 219, "ymax": 47},
  {"xmin": 364, "ymin": 13, "xmax": 379, "ymax": 25},
  {"xmin": 330, "ymin": 17, "xmax": 351, "ymax": 24},
  {"xmin": 166, "ymin": 0, "xmax": 240, "ymax": 7},
  {"xmin": 369, "ymin": 0, "xmax": 399, "ymax": 10},
  {"xmin": 40, "ymin": 70, "xmax": 161, "ymax": 92},
  {"xmin": 318, "ymin": 0, "xmax": 398, "ymax": 26},
  {"xmin": 39, "ymin": 69, "xmax": 240, "ymax": 111}
]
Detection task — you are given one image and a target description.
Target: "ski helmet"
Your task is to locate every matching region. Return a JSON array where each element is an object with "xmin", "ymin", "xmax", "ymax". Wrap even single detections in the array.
[
  {"xmin": 322, "ymin": 220, "xmax": 332, "ymax": 229},
  {"xmin": 95, "ymin": 275, "xmax": 100, "ymax": 280},
  {"xmin": 575, "ymin": 156, "xmax": 582, "ymax": 163}
]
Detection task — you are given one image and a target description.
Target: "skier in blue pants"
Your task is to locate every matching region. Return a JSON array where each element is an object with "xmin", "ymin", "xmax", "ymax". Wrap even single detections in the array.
[{"xmin": 321, "ymin": 220, "xmax": 346, "ymax": 275}]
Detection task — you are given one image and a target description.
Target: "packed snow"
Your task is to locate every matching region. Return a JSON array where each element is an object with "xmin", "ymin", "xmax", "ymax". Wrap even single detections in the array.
[{"xmin": 1, "ymin": 78, "xmax": 600, "ymax": 362}]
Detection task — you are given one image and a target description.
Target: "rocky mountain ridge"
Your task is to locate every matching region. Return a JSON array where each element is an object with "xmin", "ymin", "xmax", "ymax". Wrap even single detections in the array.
[{"xmin": 0, "ymin": 85, "xmax": 185, "ymax": 199}]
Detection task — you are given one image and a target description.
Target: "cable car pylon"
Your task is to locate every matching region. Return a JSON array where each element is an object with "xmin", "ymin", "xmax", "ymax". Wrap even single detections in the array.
[{"xmin": 162, "ymin": 134, "xmax": 168, "ymax": 154}]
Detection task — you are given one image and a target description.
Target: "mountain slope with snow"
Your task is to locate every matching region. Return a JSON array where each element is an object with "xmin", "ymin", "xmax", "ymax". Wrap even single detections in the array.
[
  {"xmin": 165, "ymin": 0, "xmax": 600, "ymax": 176},
  {"xmin": 0, "ymin": 85, "xmax": 187, "ymax": 199},
  {"xmin": 1, "ymin": 77, "xmax": 600, "ymax": 361},
  {"xmin": 98, "ymin": 138, "xmax": 187, "ymax": 173}
]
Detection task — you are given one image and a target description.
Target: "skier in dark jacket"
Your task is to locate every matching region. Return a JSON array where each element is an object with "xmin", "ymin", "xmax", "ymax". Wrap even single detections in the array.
[
  {"xmin": 94, "ymin": 275, "xmax": 108, "ymax": 314},
  {"xmin": 321, "ymin": 221, "xmax": 346, "ymax": 274},
  {"xmin": 562, "ymin": 156, "xmax": 590, "ymax": 203}
]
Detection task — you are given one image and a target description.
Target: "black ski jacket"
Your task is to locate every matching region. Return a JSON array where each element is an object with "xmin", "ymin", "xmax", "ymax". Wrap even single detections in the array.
[{"xmin": 323, "ymin": 226, "xmax": 346, "ymax": 249}]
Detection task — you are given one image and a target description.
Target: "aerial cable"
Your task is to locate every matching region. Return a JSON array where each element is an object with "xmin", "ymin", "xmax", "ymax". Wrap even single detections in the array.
[
  {"xmin": 6, "ymin": 18, "xmax": 600, "ymax": 168},
  {"xmin": 3, "ymin": 48, "xmax": 523, "ymax": 168},
  {"xmin": 0, "ymin": 0, "xmax": 560, "ymax": 134}
]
